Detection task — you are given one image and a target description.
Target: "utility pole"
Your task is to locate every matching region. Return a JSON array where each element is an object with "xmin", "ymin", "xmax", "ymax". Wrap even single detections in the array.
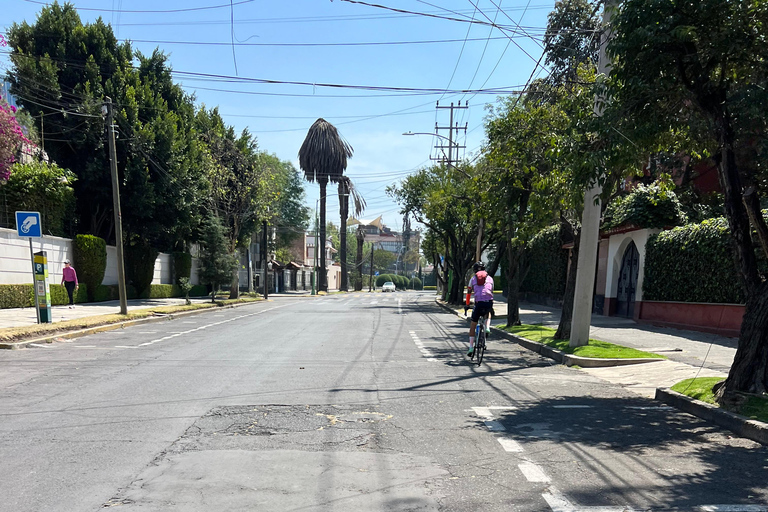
[
  {"xmin": 262, "ymin": 220, "xmax": 269, "ymax": 300},
  {"xmin": 104, "ymin": 97, "xmax": 128, "ymax": 315},
  {"xmin": 433, "ymin": 101, "xmax": 468, "ymax": 169},
  {"xmin": 569, "ymin": 1, "xmax": 615, "ymax": 347}
]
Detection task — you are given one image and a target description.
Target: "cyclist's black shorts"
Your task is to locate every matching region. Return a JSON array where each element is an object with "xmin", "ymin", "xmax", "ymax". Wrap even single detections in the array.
[{"xmin": 472, "ymin": 300, "xmax": 494, "ymax": 322}]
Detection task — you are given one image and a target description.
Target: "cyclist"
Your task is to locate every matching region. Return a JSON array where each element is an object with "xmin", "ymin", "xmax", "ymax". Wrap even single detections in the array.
[{"xmin": 466, "ymin": 261, "xmax": 494, "ymax": 357}]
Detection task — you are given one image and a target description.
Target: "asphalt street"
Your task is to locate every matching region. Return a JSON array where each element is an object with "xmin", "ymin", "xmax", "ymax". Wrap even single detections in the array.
[{"xmin": 0, "ymin": 291, "xmax": 766, "ymax": 512}]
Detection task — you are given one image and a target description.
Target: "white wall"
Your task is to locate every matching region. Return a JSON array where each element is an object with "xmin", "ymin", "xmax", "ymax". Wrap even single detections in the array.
[
  {"xmin": 0, "ymin": 227, "xmax": 197, "ymax": 287},
  {"xmin": 604, "ymin": 228, "xmax": 661, "ymax": 303}
]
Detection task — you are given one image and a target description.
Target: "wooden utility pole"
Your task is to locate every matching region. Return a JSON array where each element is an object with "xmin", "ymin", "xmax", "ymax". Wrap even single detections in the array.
[
  {"xmin": 105, "ymin": 97, "xmax": 128, "ymax": 315},
  {"xmin": 569, "ymin": 1, "xmax": 615, "ymax": 347}
]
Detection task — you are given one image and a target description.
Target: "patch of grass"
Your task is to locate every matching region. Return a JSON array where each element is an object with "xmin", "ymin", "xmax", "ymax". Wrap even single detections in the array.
[
  {"xmin": 502, "ymin": 324, "xmax": 664, "ymax": 359},
  {"xmin": 670, "ymin": 377, "xmax": 723, "ymax": 404},
  {"xmin": 671, "ymin": 377, "xmax": 768, "ymax": 423},
  {"xmin": 0, "ymin": 298, "xmax": 259, "ymax": 343}
]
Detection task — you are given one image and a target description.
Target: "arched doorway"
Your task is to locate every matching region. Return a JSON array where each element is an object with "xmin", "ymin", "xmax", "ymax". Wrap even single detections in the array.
[{"xmin": 616, "ymin": 241, "xmax": 640, "ymax": 318}]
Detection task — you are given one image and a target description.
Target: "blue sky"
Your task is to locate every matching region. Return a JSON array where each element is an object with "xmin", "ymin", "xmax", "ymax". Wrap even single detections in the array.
[{"xmin": 2, "ymin": 0, "xmax": 556, "ymax": 232}]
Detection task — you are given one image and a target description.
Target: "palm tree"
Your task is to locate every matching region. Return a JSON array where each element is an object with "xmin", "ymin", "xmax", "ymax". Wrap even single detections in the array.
[
  {"xmin": 298, "ymin": 119, "xmax": 353, "ymax": 292},
  {"xmin": 338, "ymin": 176, "xmax": 366, "ymax": 291}
]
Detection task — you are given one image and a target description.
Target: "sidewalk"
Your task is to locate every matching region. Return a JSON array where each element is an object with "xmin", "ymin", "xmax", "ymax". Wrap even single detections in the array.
[
  {"xmin": 0, "ymin": 297, "xmax": 219, "ymax": 329},
  {"xmin": 456, "ymin": 298, "xmax": 734, "ymax": 399}
]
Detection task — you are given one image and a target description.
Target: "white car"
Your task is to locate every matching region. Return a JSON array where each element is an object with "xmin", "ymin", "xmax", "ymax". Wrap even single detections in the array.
[{"xmin": 381, "ymin": 281, "xmax": 396, "ymax": 292}]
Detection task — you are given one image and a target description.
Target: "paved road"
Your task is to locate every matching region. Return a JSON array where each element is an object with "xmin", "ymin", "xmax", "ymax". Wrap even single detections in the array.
[{"xmin": 0, "ymin": 291, "xmax": 765, "ymax": 511}]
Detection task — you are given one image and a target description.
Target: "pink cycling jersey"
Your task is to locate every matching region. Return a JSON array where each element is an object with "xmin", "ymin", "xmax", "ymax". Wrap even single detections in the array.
[{"xmin": 468, "ymin": 274, "xmax": 494, "ymax": 302}]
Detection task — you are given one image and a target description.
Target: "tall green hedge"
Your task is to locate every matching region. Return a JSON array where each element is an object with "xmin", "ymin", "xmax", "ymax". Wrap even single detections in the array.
[
  {"xmin": 409, "ymin": 277, "xmax": 422, "ymax": 290},
  {"xmin": 603, "ymin": 182, "xmax": 688, "ymax": 230},
  {"xmin": 125, "ymin": 237, "xmax": 158, "ymax": 298},
  {"xmin": 643, "ymin": 217, "xmax": 744, "ymax": 303},
  {"xmin": 520, "ymin": 225, "xmax": 568, "ymax": 297},
  {"xmin": 72, "ymin": 234, "xmax": 107, "ymax": 302},
  {"xmin": 173, "ymin": 252, "xmax": 192, "ymax": 283}
]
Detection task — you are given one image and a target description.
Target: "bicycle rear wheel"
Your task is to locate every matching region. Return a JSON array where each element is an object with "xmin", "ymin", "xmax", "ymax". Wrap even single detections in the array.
[{"xmin": 476, "ymin": 323, "xmax": 486, "ymax": 365}]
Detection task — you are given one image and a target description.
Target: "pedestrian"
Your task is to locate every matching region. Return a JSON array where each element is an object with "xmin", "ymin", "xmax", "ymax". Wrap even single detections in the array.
[{"xmin": 61, "ymin": 259, "xmax": 79, "ymax": 308}]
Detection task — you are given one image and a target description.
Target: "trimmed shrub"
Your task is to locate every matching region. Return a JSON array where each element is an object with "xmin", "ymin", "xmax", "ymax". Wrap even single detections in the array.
[
  {"xmin": 395, "ymin": 275, "xmax": 408, "ymax": 289},
  {"xmin": 375, "ymin": 274, "xmax": 392, "ymax": 287},
  {"xmin": 0, "ymin": 285, "xmax": 34, "ymax": 308},
  {"xmin": 410, "ymin": 277, "xmax": 422, "ymax": 290},
  {"xmin": 149, "ymin": 284, "xmax": 182, "ymax": 299},
  {"xmin": 424, "ymin": 285, "xmax": 436, "ymax": 290},
  {"xmin": 521, "ymin": 225, "xmax": 568, "ymax": 297},
  {"xmin": 173, "ymin": 252, "xmax": 192, "ymax": 283},
  {"xmin": 94, "ymin": 285, "xmax": 117, "ymax": 302},
  {"xmin": 125, "ymin": 237, "xmax": 159, "ymax": 298},
  {"xmin": 72, "ymin": 234, "xmax": 107, "ymax": 302},
  {"xmin": 603, "ymin": 182, "xmax": 688, "ymax": 230},
  {"xmin": 643, "ymin": 217, "xmax": 744, "ymax": 303},
  {"xmin": 49, "ymin": 283, "xmax": 87, "ymax": 305}
]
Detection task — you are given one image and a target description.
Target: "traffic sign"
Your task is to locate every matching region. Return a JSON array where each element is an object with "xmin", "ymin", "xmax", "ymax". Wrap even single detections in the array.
[
  {"xmin": 15, "ymin": 211, "xmax": 42, "ymax": 238},
  {"xmin": 375, "ymin": 271, "xmax": 379, "ymax": 276}
]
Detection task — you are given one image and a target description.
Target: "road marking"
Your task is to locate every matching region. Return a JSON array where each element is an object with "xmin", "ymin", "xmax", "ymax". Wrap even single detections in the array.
[
  {"xmin": 114, "ymin": 346, "xmax": 139, "ymax": 349},
  {"xmin": 519, "ymin": 462, "xmax": 550, "ymax": 483},
  {"xmin": 472, "ymin": 407, "xmax": 493, "ymax": 418},
  {"xmin": 483, "ymin": 420, "xmax": 506, "ymax": 432},
  {"xmin": 497, "ymin": 437, "xmax": 524, "ymax": 452},
  {"xmin": 28, "ymin": 343, "xmax": 51, "ymax": 348},
  {"xmin": 398, "ymin": 298, "xmax": 402, "ymax": 314}
]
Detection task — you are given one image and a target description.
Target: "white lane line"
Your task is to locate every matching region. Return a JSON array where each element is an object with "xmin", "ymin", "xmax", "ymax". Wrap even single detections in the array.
[
  {"xmin": 488, "ymin": 406, "xmax": 518, "ymax": 410},
  {"xmin": 28, "ymin": 343, "xmax": 52, "ymax": 348},
  {"xmin": 484, "ymin": 420, "xmax": 506, "ymax": 432},
  {"xmin": 542, "ymin": 487, "xmax": 574, "ymax": 512},
  {"xmin": 472, "ymin": 407, "xmax": 493, "ymax": 418},
  {"xmin": 696, "ymin": 507, "xmax": 768, "ymax": 512},
  {"xmin": 497, "ymin": 437, "xmax": 524, "ymax": 452},
  {"xmin": 114, "ymin": 346, "xmax": 139, "ymax": 349},
  {"xmin": 519, "ymin": 462, "xmax": 550, "ymax": 483},
  {"xmin": 398, "ymin": 298, "xmax": 402, "ymax": 314}
]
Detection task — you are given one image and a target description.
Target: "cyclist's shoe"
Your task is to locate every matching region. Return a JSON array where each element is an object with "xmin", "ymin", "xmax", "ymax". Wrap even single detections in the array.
[
  {"xmin": 467, "ymin": 347, "xmax": 474, "ymax": 357},
  {"xmin": 485, "ymin": 326, "xmax": 491, "ymax": 335}
]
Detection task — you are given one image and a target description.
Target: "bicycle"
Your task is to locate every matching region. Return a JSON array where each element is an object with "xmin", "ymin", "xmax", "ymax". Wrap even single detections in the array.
[{"xmin": 464, "ymin": 306, "xmax": 489, "ymax": 365}]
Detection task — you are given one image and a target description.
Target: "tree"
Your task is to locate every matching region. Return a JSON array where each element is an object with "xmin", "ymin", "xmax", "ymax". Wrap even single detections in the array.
[
  {"xmin": 338, "ymin": 176, "xmax": 366, "ymax": 291},
  {"xmin": 373, "ymin": 249, "xmax": 396, "ymax": 272},
  {"xmin": 0, "ymin": 100, "xmax": 29, "ymax": 181},
  {"xmin": 608, "ymin": 0, "xmax": 768, "ymax": 400},
  {"xmin": 543, "ymin": 0, "xmax": 600, "ymax": 89},
  {"xmin": 6, "ymin": 5, "xmax": 209, "ymax": 250},
  {"xmin": 198, "ymin": 214, "xmax": 236, "ymax": 303},
  {"xmin": 389, "ymin": 163, "xmax": 484, "ymax": 304},
  {"xmin": 298, "ymin": 118, "xmax": 353, "ymax": 292},
  {"xmin": 1, "ymin": 161, "xmax": 76, "ymax": 237}
]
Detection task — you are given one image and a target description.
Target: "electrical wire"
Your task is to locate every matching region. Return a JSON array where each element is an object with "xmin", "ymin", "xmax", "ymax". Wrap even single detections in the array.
[
  {"xmin": 21, "ymin": 0, "xmax": 256, "ymax": 14},
  {"xmin": 122, "ymin": 35, "xmax": 519, "ymax": 48}
]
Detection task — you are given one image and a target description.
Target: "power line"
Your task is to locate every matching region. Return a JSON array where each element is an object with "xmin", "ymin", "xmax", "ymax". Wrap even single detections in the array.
[
  {"xmin": 122, "ymin": 35, "xmax": 519, "ymax": 48},
  {"xmin": 21, "ymin": 0, "xmax": 256, "ymax": 14}
]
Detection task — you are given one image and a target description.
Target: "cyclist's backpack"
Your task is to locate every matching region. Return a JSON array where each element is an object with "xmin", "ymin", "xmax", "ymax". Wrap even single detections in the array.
[{"xmin": 476, "ymin": 270, "xmax": 488, "ymax": 286}]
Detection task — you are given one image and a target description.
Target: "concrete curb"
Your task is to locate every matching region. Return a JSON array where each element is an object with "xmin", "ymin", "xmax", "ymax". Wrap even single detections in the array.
[
  {"xmin": 655, "ymin": 387, "xmax": 768, "ymax": 446},
  {"xmin": 0, "ymin": 300, "xmax": 263, "ymax": 350},
  {"xmin": 435, "ymin": 298, "xmax": 664, "ymax": 368}
]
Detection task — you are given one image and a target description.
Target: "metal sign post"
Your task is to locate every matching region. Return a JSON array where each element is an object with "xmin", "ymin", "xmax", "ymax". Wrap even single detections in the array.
[{"xmin": 16, "ymin": 211, "xmax": 49, "ymax": 324}]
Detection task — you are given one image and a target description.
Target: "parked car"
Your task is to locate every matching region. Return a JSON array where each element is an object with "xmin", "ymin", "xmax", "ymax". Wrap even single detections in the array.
[{"xmin": 381, "ymin": 281, "xmax": 396, "ymax": 292}]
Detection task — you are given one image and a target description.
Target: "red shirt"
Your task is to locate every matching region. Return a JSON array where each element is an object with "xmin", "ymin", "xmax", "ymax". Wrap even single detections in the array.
[{"xmin": 62, "ymin": 266, "xmax": 78, "ymax": 285}]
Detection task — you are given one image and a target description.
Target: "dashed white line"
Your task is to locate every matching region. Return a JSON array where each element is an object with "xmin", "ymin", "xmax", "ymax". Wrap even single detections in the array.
[
  {"xmin": 519, "ymin": 462, "xmax": 550, "ymax": 483},
  {"xmin": 497, "ymin": 437, "xmax": 524, "ymax": 452}
]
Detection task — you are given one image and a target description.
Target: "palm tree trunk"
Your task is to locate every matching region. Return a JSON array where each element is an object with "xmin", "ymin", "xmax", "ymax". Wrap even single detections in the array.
[
  {"xmin": 339, "ymin": 181, "xmax": 348, "ymax": 291},
  {"xmin": 319, "ymin": 179, "xmax": 328, "ymax": 292},
  {"xmin": 355, "ymin": 228, "xmax": 364, "ymax": 290}
]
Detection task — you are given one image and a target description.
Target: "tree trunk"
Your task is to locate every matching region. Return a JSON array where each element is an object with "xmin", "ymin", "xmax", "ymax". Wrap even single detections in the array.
[
  {"xmin": 713, "ymin": 111, "xmax": 768, "ymax": 400},
  {"xmin": 229, "ymin": 247, "xmax": 240, "ymax": 299},
  {"xmin": 505, "ymin": 244, "xmax": 527, "ymax": 326},
  {"xmin": 555, "ymin": 225, "xmax": 580, "ymax": 340},
  {"xmin": 355, "ymin": 228, "xmax": 364, "ymax": 291},
  {"xmin": 339, "ymin": 182, "xmax": 348, "ymax": 292},
  {"xmin": 319, "ymin": 179, "xmax": 328, "ymax": 292}
]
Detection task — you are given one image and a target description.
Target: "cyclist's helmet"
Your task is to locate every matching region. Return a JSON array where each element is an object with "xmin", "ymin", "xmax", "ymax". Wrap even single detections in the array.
[{"xmin": 473, "ymin": 261, "xmax": 485, "ymax": 272}]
